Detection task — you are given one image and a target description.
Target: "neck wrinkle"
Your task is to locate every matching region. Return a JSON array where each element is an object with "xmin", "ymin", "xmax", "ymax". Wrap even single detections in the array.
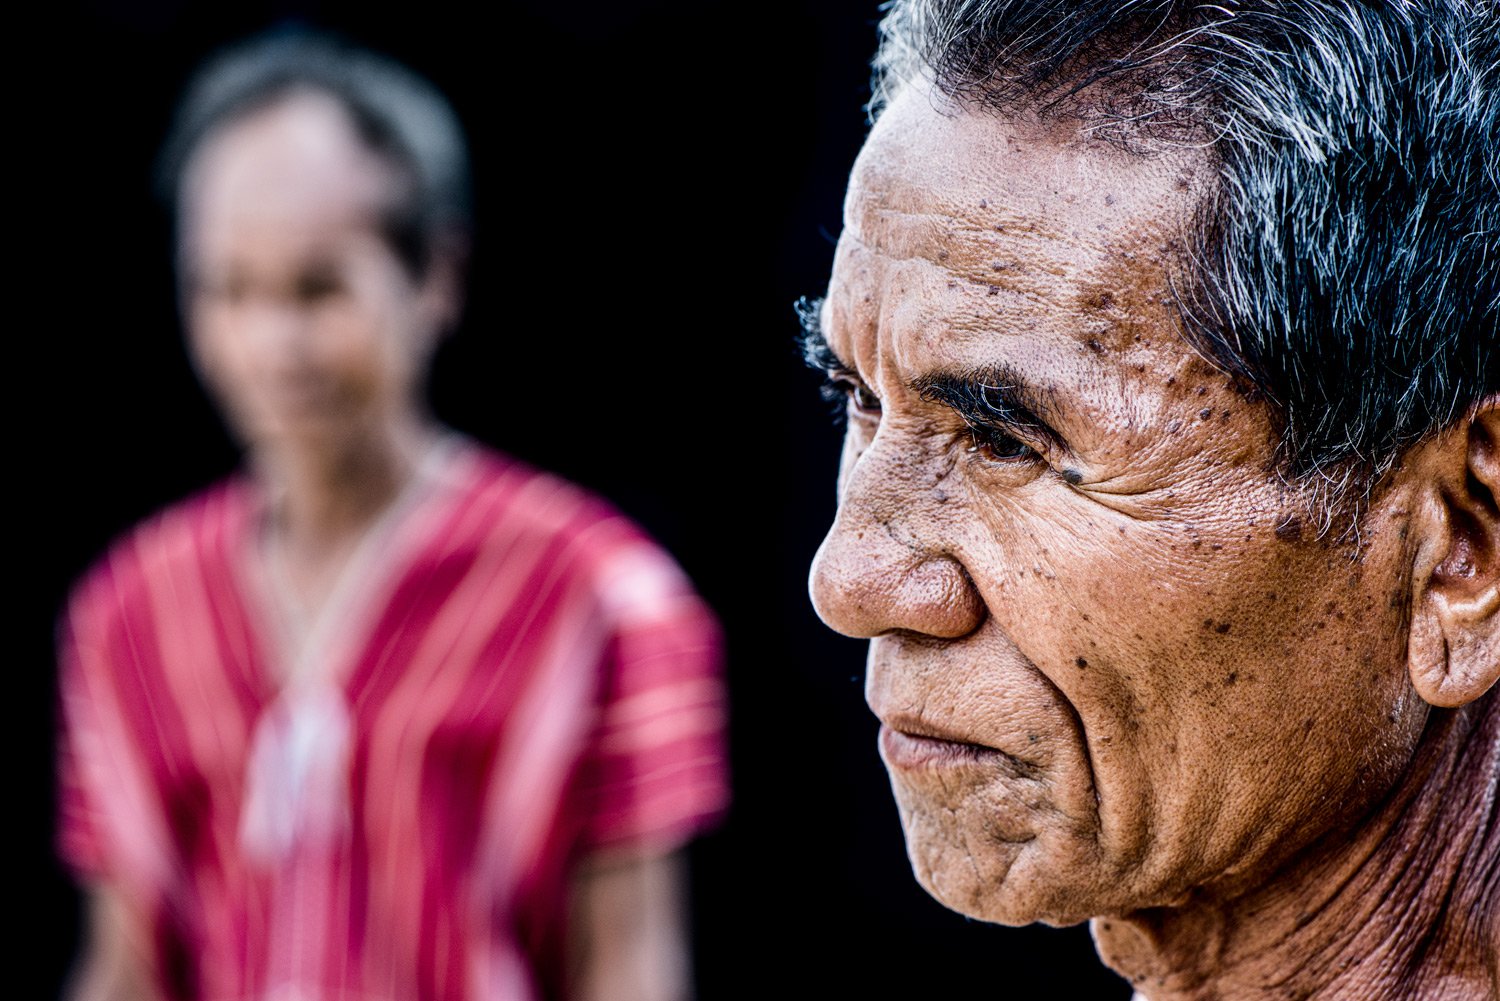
[{"xmin": 1100, "ymin": 692, "xmax": 1499, "ymax": 1001}]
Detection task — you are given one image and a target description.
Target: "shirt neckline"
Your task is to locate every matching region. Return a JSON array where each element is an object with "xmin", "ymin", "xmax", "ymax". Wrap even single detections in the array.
[{"xmin": 236, "ymin": 431, "xmax": 475, "ymax": 702}]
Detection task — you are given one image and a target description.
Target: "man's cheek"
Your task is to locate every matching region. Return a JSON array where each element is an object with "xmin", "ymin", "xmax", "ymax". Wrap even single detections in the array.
[{"xmin": 1004, "ymin": 507, "xmax": 1259, "ymax": 676}]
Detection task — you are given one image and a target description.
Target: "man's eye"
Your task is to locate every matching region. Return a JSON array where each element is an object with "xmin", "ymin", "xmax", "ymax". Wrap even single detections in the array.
[
  {"xmin": 819, "ymin": 375, "xmax": 882, "ymax": 418},
  {"xmin": 964, "ymin": 424, "xmax": 1036, "ymax": 463},
  {"xmin": 848, "ymin": 383, "xmax": 882, "ymax": 415}
]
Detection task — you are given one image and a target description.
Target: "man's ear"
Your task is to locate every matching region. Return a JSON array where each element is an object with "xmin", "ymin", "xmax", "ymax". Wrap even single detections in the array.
[{"xmin": 1407, "ymin": 397, "xmax": 1499, "ymax": 708}]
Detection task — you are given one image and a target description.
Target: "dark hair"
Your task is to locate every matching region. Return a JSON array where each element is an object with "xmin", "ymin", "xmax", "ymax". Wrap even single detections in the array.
[
  {"xmin": 873, "ymin": 0, "xmax": 1498, "ymax": 501},
  {"xmin": 159, "ymin": 26, "xmax": 472, "ymax": 278}
]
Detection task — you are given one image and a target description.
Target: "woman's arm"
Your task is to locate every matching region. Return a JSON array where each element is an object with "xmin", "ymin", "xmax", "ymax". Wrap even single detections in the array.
[
  {"xmin": 64, "ymin": 886, "xmax": 160, "ymax": 1001},
  {"xmin": 568, "ymin": 850, "xmax": 693, "ymax": 1001}
]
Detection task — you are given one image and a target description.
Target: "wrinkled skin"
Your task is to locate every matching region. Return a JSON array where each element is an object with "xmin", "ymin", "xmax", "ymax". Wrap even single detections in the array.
[{"xmin": 808, "ymin": 83, "xmax": 1498, "ymax": 999}]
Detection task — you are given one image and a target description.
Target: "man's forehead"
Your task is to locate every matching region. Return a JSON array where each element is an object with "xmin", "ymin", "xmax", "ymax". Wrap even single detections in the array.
[
  {"xmin": 842, "ymin": 88, "xmax": 1204, "ymax": 284},
  {"xmin": 829, "ymin": 87, "xmax": 1208, "ymax": 373}
]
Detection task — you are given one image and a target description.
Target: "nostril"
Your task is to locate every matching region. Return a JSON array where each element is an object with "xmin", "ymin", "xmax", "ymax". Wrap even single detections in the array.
[
  {"xmin": 902, "ymin": 557, "xmax": 986, "ymax": 639},
  {"xmin": 808, "ymin": 522, "xmax": 985, "ymax": 641}
]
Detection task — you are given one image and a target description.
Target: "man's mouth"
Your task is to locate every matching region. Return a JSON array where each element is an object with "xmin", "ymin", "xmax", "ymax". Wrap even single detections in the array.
[
  {"xmin": 880, "ymin": 724, "xmax": 994, "ymax": 768},
  {"xmin": 876, "ymin": 711, "xmax": 1043, "ymax": 778}
]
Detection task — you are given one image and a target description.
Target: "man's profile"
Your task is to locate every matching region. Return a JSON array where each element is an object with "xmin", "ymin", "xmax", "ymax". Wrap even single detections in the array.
[
  {"xmin": 57, "ymin": 29, "xmax": 727, "ymax": 1001},
  {"xmin": 805, "ymin": 2, "xmax": 1496, "ymax": 998}
]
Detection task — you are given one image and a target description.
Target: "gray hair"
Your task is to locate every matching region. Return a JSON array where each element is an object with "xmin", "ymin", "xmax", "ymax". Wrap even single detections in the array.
[
  {"xmin": 873, "ymin": 0, "xmax": 1498, "ymax": 502},
  {"xmin": 159, "ymin": 26, "xmax": 471, "ymax": 278}
]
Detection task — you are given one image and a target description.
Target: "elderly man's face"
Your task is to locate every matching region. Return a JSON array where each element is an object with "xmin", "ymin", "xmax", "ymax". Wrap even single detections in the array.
[{"xmin": 809, "ymin": 86, "xmax": 1429, "ymax": 926}]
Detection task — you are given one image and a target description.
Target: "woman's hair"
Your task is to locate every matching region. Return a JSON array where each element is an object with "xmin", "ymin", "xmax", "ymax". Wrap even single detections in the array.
[{"xmin": 159, "ymin": 25, "xmax": 471, "ymax": 279}]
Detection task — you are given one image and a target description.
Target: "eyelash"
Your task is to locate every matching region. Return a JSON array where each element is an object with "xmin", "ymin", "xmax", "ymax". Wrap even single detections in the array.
[
  {"xmin": 822, "ymin": 373, "xmax": 1038, "ymax": 465},
  {"xmin": 961, "ymin": 422, "xmax": 1038, "ymax": 464},
  {"xmin": 820, "ymin": 374, "xmax": 881, "ymax": 422}
]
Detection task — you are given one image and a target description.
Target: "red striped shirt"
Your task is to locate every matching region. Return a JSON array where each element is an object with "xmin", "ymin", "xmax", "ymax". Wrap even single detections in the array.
[{"xmin": 57, "ymin": 439, "xmax": 729, "ymax": 1000}]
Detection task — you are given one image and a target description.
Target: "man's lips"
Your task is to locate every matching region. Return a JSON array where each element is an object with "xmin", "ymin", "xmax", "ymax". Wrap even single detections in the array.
[
  {"xmin": 877, "ymin": 711, "xmax": 1043, "ymax": 778},
  {"xmin": 879, "ymin": 711, "xmax": 986, "ymax": 746},
  {"xmin": 880, "ymin": 725, "xmax": 993, "ymax": 768}
]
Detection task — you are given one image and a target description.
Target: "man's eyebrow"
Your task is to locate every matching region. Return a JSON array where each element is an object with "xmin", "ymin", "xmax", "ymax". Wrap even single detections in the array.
[
  {"xmin": 795, "ymin": 299, "xmax": 1063, "ymax": 446},
  {"xmin": 795, "ymin": 296, "xmax": 853, "ymax": 375},
  {"xmin": 910, "ymin": 367, "xmax": 1064, "ymax": 447}
]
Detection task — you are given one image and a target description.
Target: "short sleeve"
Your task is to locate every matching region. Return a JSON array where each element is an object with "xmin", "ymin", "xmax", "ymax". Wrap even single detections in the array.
[
  {"xmin": 57, "ymin": 713, "xmax": 109, "ymax": 878},
  {"xmin": 55, "ymin": 565, "xmax": 174, "ymax": 891},
  {"xmin": 572, "ymin": 543, "xmax": 730, "ymax": 857},
  {"xmin": 57, "ymin": 580, "xmax": 117, "ymax": 880}
]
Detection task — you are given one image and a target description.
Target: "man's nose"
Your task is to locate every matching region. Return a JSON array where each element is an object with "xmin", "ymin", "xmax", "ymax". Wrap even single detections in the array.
[{"xmin": 808, "ymin": 451, "xmax": 985, "ymax": 640}]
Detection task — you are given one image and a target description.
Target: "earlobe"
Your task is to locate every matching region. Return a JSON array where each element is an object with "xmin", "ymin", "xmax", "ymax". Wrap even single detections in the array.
[
  {"xmin": 1407, "ymin": 402, "xmax": 1500, "ymax": 709},
  {"xmin": 1409, "ymin": 589, "xmax": 1499, "ymax": 708}
]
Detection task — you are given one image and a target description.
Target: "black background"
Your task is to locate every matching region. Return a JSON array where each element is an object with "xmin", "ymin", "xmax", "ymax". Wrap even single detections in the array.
[{"xmin": 27, "ymin": 2, "xmax": 1130, "ymax": 997}]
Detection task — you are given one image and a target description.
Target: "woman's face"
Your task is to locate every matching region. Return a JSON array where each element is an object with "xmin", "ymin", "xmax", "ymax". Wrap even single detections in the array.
[{"xmin": 179, "ymin": 91, "xmax": 448, "ymax": 456}]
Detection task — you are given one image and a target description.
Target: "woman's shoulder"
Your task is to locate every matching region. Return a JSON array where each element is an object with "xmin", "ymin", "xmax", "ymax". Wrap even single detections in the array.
[
  {"xmin": 66, "ymin": 476, "xmax": 254, "ymax": 626},
  {"xmin": 448, "ymin": 440, "xmax": 680, "ymax": 587}
]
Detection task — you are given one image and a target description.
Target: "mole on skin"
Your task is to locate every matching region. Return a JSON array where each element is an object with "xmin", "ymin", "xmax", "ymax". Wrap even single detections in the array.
[{"xmin": 808, "ymin": 78, "xmax": 1495, "ymax": 1000}]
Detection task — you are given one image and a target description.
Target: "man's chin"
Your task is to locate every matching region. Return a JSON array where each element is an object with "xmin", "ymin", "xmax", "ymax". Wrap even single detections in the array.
[{"xmin": 900, "ymin": 819, "xmax": 1116, "ymax": 928}]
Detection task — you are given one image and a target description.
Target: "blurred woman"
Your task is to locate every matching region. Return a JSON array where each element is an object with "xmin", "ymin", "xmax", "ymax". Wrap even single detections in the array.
[{"xmin": 58, "ymin": 30, "xmax": 727, "ymax": 1001}]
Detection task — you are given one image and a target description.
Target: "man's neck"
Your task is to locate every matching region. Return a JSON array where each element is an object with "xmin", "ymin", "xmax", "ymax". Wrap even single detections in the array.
[{"xmin": 1094, "ymin": 692, "xmax": 1499, "ymax": 1000}]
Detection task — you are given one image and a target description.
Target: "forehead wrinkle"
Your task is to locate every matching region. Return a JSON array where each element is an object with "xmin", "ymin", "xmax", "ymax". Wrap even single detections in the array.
[
  {"xmin": 835, "ymin": 87, "xmax": 1211, "ymax": 445},
  {"xmin": 850, "ymin": 91, "xmax": 1207, "ymax": 294},
  {"xmin": 839, "ymin": 221, "xmax": 1091, "ymax": 349},
  {"xmin": 845, "ymin": 189, "xmax": 1090, "ymax": 283},
  {"xmin": 834, "ymin": 240, "xmax": 1100, "ymax": 420},
  {"xmin": 823, "ymin": 238, "xmax": 876, "ymax": 362},
  {"xmin": 844, "ymin": 173, "xmax": 1159, "ymax": 348}
]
